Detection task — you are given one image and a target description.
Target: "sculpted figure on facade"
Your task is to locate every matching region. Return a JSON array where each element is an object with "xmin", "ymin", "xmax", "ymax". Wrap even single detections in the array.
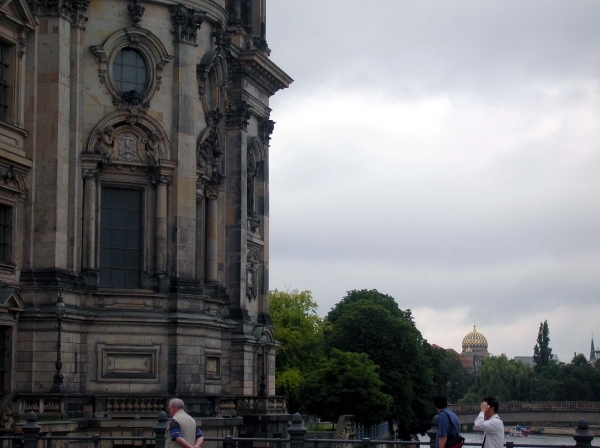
[
  {"xmin": 144, "ymin": 131, "xmax": 163, "ymax": 166},
  {"xmin": 95, "ymin": 126, "xmax": 116, "ymax": 163}
]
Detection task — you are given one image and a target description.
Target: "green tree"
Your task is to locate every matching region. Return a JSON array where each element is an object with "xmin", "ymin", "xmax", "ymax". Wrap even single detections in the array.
[
  {"xmin": 459, "ymin": 356, "xmax": 536, "ymax": 403},
  {"xmin": 270, "ymin": 289, "xmax": 325, "ymax": 411},
  {"xmin": 535, "ymin": 355, "xmax": 600, "ymax": 401},
  {"xmin": 324, "ymin": 289, "xmax": 435, "ymax": 434},
  {"xmin": 435, "ymin": 348, "xmax": 472, "ymax": 403},
  {"xmin": 533, "ymin": 320, "xmax": 553, "ymax": 374},
  {"xmin": 297, "ymin": 349, "xmax": 393, "ymax": 425}
]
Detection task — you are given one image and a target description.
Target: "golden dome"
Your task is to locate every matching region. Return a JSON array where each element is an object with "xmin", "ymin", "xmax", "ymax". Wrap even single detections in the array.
[{"xmin": 462, "ymin": 325, "xmax": 488, "ymax": 350}]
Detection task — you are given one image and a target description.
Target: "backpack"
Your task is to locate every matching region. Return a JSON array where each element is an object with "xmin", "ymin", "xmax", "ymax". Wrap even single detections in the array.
[{"xmin": 441, "ymin": 410, "xmax": 465, "ymax": 448}]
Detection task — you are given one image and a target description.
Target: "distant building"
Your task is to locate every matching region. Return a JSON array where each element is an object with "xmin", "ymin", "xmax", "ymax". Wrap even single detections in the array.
[
  {"xmin": 461, "ymin": 325, "xmax": 490, "ymax": 371},
  {"xmin": 590, "ymin": 336, "xmax": 599, "ymax": 364},
  {"xmin": 514, "ymin": 356, "xmax": 535, "ymax": 367},
  {"xmin": 431, "ymin": 344, "xmax": 472, "ymax": 369}
]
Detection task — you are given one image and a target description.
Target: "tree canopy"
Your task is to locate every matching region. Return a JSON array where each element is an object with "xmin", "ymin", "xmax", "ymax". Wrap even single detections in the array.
[
  {"xmin": 297, "ymin": 349, "xmax": 393, "ymax": 425},
  {"xmin": 323, "ymin": 289, "xmax": 435, "ymax": 434},
  {"xmin": 270, "ymin": 289, "xmax": 325, "ymax": 411},
  {"xmin": 533, "ymin": 320, "xmax": 553, "ymax": 374},
  {"xmin": 459, "ymin": 355, "xmax": 535, "ymax": 403}
]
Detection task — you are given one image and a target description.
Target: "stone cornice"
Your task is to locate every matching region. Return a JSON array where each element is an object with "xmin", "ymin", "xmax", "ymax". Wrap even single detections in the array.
[{"xmin": 237, "ymin": 50, "xmax": 293, "ymax": 96}]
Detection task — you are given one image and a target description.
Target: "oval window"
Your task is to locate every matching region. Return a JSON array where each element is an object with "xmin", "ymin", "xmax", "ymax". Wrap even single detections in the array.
[{"xmin": 113, "ymin": 48, "xmax": 147, "ymax": 94}]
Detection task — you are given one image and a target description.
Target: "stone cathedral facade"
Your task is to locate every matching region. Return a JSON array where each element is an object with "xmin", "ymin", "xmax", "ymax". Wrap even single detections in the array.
[{"xmin": 0, "ymin": 0, "xmax": 291, "ymax": 436}]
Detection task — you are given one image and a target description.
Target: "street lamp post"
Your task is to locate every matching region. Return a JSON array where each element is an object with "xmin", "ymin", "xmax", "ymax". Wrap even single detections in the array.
[
  {"xmin": 257, "ymin": 330, "xmax": 267, "ymax": 396},
  {"xmin": 51, "ymin": 291, "xmax": 66, "ymax": 393}
]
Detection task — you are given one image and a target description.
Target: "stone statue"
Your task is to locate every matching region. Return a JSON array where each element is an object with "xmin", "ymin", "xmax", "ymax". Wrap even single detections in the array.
[
  {"xmin": 144, "ymin": 131, "xmax": 163, "ymax": 166},
  {"xmin": 96, "ymin": 126, "xmax": 115, "ymax": 163}
]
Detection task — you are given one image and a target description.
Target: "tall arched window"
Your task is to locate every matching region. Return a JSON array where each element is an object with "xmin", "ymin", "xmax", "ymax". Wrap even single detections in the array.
[{"xmin": 112, "ymin": 48, "xmax": 147, "ymax": 94}]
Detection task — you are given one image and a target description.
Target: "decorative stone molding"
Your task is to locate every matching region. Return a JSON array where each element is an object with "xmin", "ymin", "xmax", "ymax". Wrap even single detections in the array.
[
  {"xmin": 197, "ymin": 126, "xmax": 225, "ymax": 185},
  {"xmin": 18, "ymin": 37, "xmax": 26, "ymax": 59},
  {"xmin": 169, "ymin": 4, "xmax": 205, "ymax": 45},
  {"xmin": 86, "ymin": 111, "xmax": 171, "ymax": 168},
  {"xmin": 205, "ymin": 109, "xmax": 224, "ymax": 129},
  {"xmin": 128, "ymin": 0, "xmax": 145, "ymax": 27},
  {"xmin": 71, "ymin": 0, "xmax": 90, "ymax": 28},
  {"xmin": 90, "ymin": 27, "xmax": 173, "ymax": 109},
  {"xmin": 205, "ymin": 186, "xmax": 219, "ymax": 201},
  {"xmin": 225, "ymin": 100, "xmax": 251, "ymax": 130},
  {"xmin": 82, "ymin": 169, "xmax": 98, "ymax": 180},
  {"xmin": 237, "ymin": 50, "xmax": 294, "ymax": 96},
  {"xmin": 151, "ymin": 175, "xmax": 171, "ymax": 186},
  {"xmin": 0, "ymin": 165, "xmax": 26, "ymax": 193},
  {"xmin": 96, "ymin": 344, "xmax": 160, "ymax": 383},
  {"xmin": 212, "ymin": 19, "xmax": 231, "ymax": 54},
  {"xmin": 27, "ymin": 0, "xmax": 90, "ymax": 27},
  {"xmin": 247, "ymin": 137, "xmax": 264, "ymax": 233},
  {"xmin": 197, "ymin": 50, "xmax": 228, "ymax": 113},
  {"xmin": 259, "ymin": 117, "xmax": 275, "ymax": 143},
  {"xmin": 246, "ymin": 247, "xmax": 261, "ymax": 302}
]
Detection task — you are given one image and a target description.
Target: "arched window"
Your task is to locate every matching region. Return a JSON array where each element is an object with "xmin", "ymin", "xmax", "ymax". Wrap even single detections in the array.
[{"xmin": 112, "ymin": 48, "xmax": 147, "ymax": 94}]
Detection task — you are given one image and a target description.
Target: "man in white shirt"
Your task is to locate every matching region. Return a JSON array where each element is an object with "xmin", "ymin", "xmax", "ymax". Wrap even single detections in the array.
[{"xmin": 474, "ymin": 397, "xmax": 504, "ymax": 448}]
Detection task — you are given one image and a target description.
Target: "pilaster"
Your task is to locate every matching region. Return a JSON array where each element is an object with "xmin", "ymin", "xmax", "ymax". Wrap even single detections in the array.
[{"xmin": 31, "ymin": 13, "xmax": 72, "ymax": 271}]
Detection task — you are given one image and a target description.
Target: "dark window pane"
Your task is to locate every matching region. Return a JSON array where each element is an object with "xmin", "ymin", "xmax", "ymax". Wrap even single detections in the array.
[
  {"xmin": 127, "ymin": 230, "xmax": 141, "ymax": 249},
  {"xmin": 101, "ymin": 209, "xmax": 112, "ymax": 228},
  {"xmin": 99, "ymin": 187, "xmax": 142, "ymax": 289},
  {"xmin": 112, "ymin": 249, "xmax": 127, "ymax": 268},
  {"xmin": 113, "ymin": 189, "xmax": 127, "ymax": 209},
  {"xmin": 112, "ymin": 269, "xmax": 126, "ymax": 288},
  {"xmin": 112, "ymin": 209, "xmax": 126, "ymax": 228},
  {"xmin": 127, "ymin": 210, "xmax": 141, "ymax": 228},
  {"xmin": 112, "ymin": 48, "xmax": 147, "ymax": 94},
  {"xmin": 101, "ymin": 190, "xmax": 112, "ymax": 208},
  {"xmin": 126, "ymin": 269, "xmax": 140, "ymax": 289}
]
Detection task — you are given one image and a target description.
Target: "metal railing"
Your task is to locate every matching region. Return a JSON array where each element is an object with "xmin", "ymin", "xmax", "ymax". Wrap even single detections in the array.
[{"xmin": 6, "ymin": 411, "xmax": 597, "ymax": 448}]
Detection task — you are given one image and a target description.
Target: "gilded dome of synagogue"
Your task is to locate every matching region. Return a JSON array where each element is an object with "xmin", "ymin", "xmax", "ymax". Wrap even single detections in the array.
[{"xmin": 462, "ymin": 325, "xmax": 488, "ymax": 350}]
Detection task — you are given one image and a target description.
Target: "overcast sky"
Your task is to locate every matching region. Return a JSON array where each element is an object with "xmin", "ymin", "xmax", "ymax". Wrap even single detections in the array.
[{"xmin": 265, "ymin": 1, "xmax": 600, "ymax": 363}]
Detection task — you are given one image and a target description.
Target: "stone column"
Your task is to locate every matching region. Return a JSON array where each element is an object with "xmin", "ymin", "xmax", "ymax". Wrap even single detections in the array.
[
  {"xmin": 205, "ymin": 187, "xmax": 219, "ymax": 283},
  {"xmin": 167, "ymin": 4, "xmax": 205, "ymax": 283},
  {"xmin": 155, "ymin": 176, "xmax": 171, "ymax": 274},
  {"xmin": 81, "ymin": 169, "xmax": 98, "ymax": 272}
]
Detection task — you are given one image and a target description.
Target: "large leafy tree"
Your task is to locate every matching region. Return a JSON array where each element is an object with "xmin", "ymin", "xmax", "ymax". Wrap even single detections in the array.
[
  {"xmin": 324, "ymin": 289, "xmax": 435, "ymax": 434},
  {"xmin": 270, "ymin": 289, "xmax": 325, "ymax": 411},
  {"xmin": 459, "ymin": 355, "xmax": 536, "ymax": 402},
  {"xmin": 298, "ymin": 349, "xmax": 393, "ymax": 425},
  {"xmin": 535, "ymin": 354, "xmax": 600, "ymax": 401},
  {"xmin": 430, "ymin": 347, "xmax": 472, "ymax": 403},
  {"xmin": 533, "ymin": 320, "xmax": 553, "ymax": 373}
]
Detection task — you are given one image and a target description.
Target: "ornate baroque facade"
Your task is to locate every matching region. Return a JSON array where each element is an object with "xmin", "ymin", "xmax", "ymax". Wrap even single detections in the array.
[{"xmin": 0, "ymin": 0, "xmax": 291, "ymax": 435}]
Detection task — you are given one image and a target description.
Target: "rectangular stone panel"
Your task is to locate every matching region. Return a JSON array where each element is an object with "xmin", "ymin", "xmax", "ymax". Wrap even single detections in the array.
[{"xmin": 97, "ymin": 343, "xmax": 160, "ymax": 382}]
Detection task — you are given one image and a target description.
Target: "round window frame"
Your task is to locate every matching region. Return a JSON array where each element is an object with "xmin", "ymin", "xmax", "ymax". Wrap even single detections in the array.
[
  {"xmin": 111, "ymin": 46, "xmax": 150, "ymax": 97},
  {"xmin": 90, "ymin": 28, "xmax": 173, "ymax": 106}
]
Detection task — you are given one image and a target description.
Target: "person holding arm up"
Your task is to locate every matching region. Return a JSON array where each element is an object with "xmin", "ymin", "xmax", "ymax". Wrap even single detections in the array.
[{"xmin": 474, "ymin": 397, "xmax": 504, "ymax": 448}]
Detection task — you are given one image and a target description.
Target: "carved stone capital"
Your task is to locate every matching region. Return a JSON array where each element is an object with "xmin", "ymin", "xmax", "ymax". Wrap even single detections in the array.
[
  {"xmin": 28, "ymin": 0, "xmax": 90, "ymax": 27},
  {"xmin": 169, "ymin": 4, "xmax": 206, "ymax": 45},
  {"xmin": 151, "ymin": 175, "xmax": 172, "ymax": 186},
  {"xmin": 71, "ymin": 0, "xmax": 90, "ymax": 28},
  {"xmin": 82, "ymin": 169, "xmax": 99, "ymax": 180},
  {"xmin": 212, "ymin": 19, "xmax": 231, "ymax": 54},
  {"xmin": 259, "ymin": 117, "xmax": 275, "ymax": 143},
  {"xmin": 225, "ymin": 101, "xmax": 251, "ymax": 131},
  {"xmin": 205, "ymin": 186, "xmax": 219, "ymax": 200},
  {"xmin": 206, "ymin": 108, "xmax": 224, "ymax": 128}
]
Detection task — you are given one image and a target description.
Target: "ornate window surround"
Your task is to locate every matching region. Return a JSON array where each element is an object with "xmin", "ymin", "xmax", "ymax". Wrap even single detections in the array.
[
  {"xmin": 0, "ymin": 0, "xmax": 35, "ymax": 132},
  {"xmin": 197, "ymin": 50, "xmax": 228, "ymax": 118},
  {"xmin": 81, "ymin": 111, "xmax": 175, "ymax": 292},
  {"xmin": 90, "ymin": 27, "xmax": 173, "ymax": 108},
  {"xmin": 246, "ymin": 137, "xmax": 264, "ymax": 234}
]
